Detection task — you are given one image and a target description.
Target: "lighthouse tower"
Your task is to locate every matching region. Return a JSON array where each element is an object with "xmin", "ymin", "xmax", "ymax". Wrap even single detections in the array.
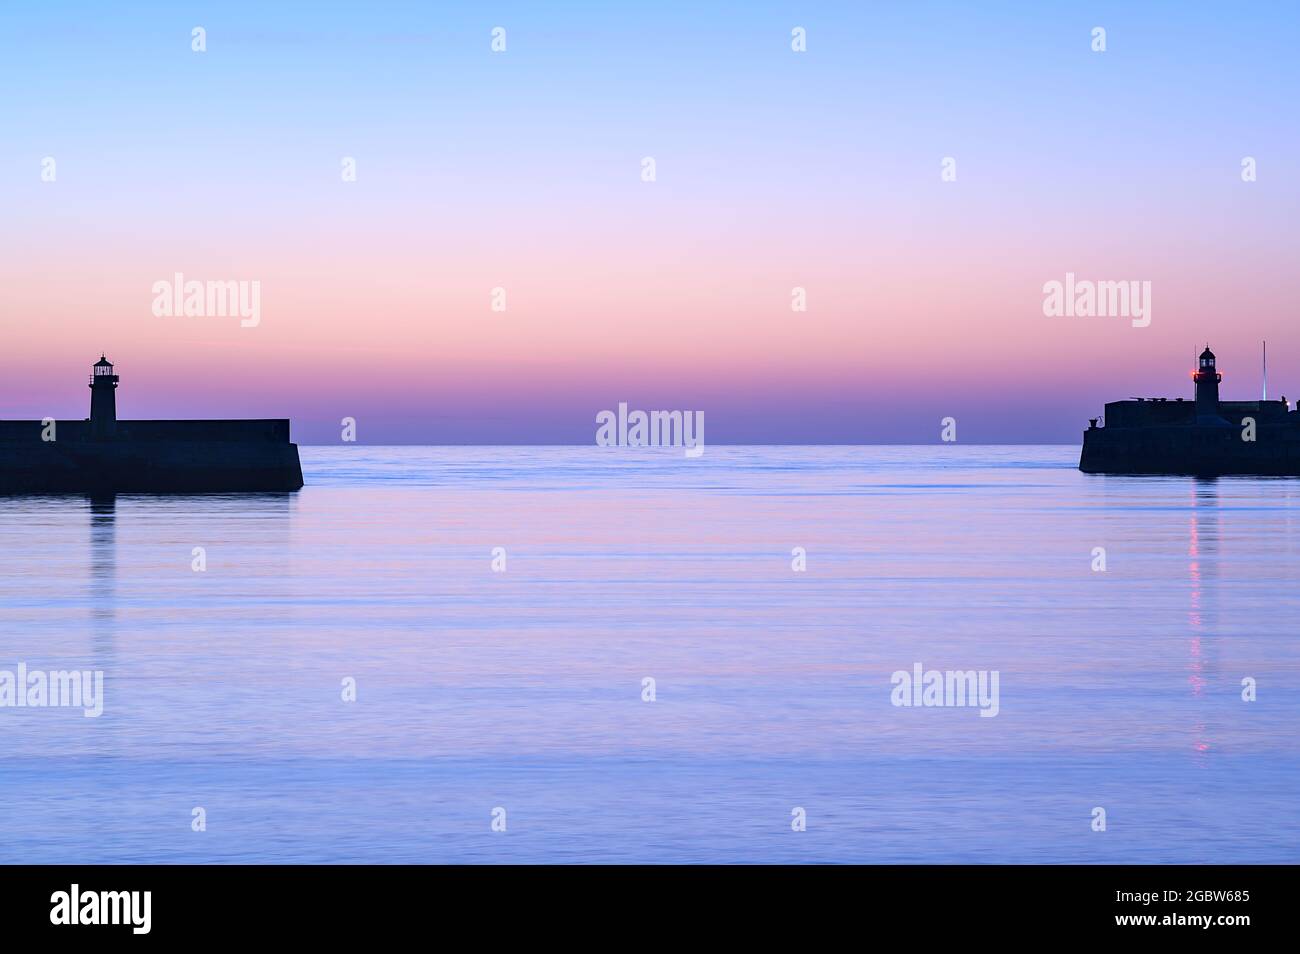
[
  {"xmin": 1194, "ymin": 346, "xmax": 1223, "ymax": 423},
  {"xmin": 89, "ymin": 355, "xmax": 119, "ymax": 438}
]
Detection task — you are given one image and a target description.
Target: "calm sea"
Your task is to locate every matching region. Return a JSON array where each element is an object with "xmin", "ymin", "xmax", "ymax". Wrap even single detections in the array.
[{"xmin": 1, "ymin": 446, "xmax": 1297, "ymax": 863}]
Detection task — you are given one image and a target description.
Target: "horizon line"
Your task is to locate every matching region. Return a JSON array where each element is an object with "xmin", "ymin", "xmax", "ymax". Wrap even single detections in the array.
[{"xmin": 295, "ymin": 441, "xmax": 1080, "ymax": 447}]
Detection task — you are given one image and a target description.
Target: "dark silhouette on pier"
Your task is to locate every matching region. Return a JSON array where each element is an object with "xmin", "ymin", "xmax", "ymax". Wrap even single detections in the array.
[
  {"xmin": 0, "ymin": 356, "xmax": 303, "ymax": 493},
  {"xmin": 1080, "ymin": 346, "xmax": 1300, "ymax": 476}
]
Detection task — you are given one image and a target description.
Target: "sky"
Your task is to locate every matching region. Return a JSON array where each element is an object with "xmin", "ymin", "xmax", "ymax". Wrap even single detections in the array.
[{"xmin": 1, "ymin": 1, "xmax": 1298, "ymax": 443}]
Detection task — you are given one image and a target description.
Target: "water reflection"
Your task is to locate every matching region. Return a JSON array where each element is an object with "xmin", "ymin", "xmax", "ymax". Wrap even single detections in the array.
[
  {"xmin": 83, "ymin": 492, "xmax": 297, "ymax": 637},
  {"xmin": 5, "ymin": 448, "xmax": 1299, "ymax": 863},
  {"xmin": 1188, "ymin": 479, "xmax": 1221, "ymax": 756},
  {"xmin": 88, "ymin": 494, "xmax": 116, "ymax": 630}
]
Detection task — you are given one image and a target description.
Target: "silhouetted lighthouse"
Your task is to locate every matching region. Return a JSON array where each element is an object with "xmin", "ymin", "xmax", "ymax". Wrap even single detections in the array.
[
  {"xmin": 2, "ymin": 354, "xmax": 303, "ymax": 491},
  {"xmin": 89, "ymin": 355, "xmax": 118, "ymax": 438},
  {"xmin": 1194, "ymin": 346, "xmax": 1222, "ymax": 423},
  {"xmin": 1081, "ymin": 343, "xmax": 1300, "ymax": 476}
]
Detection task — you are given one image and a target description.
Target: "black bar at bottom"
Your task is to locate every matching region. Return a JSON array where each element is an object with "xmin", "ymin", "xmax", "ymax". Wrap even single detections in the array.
[{"xmin": 0, "ymin": 864, "xmax": 1281, "ymax": 940}]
